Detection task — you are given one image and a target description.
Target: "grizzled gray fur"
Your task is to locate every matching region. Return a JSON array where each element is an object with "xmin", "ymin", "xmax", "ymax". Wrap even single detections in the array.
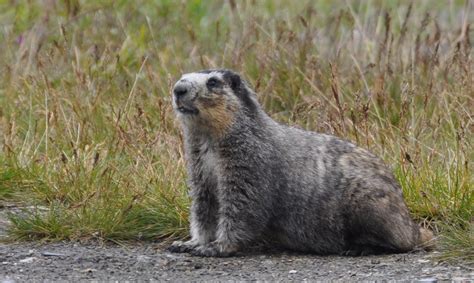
[{"xmin": 168, "ymin": 69, "xmax": 434, "ymax": 257}]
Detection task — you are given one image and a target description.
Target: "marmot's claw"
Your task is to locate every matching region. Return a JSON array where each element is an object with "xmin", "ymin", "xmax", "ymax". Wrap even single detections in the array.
[{"xmin": 167, "ymin": 240, "xmax": 198, "ymax": 253}]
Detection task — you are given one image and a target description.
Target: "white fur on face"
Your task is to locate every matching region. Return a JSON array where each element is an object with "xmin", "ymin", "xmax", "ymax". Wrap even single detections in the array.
[{"xmin": 177, "ymin": 71, "xmax": 224, "ymax": 89}]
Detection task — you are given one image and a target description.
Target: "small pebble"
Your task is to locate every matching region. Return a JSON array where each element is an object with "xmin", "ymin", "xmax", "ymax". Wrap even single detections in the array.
[
  {"xmin": 41, "ymin": 251, "xmax": 66, "ymax": 257},
  {"xmin": 18, "ymin": 257, "xmax": 36, "ymax": 264},
  {"xmin": 417, "ymin": 259, "xmax": 430, "ymax": 263},
  {"xmin": 417, "ymin": 278, "xmax": 437, "ymax": 283},
  {"xmin": 371, "ymin": 259, "xmax": 380, "ymax": 264}
]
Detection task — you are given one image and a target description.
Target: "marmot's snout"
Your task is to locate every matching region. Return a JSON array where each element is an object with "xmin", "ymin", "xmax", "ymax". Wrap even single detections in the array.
[
  {"xmin": 173, "ymin": 79, "xmax": 199, "ymax": 115},
  {"xmin": 173, "ymin": 82, "xmax": 188, "ymax": 98}
]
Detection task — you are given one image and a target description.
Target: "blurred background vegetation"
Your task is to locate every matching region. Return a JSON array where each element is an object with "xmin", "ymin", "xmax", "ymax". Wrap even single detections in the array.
[{"xmin": 0, "ymin": 0, "xmax": 472, "ymax": 261}]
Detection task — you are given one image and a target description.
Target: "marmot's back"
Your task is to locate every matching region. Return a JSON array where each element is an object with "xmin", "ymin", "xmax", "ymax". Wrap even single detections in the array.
[
  {"xmin": 168, "ymin": 69, "xmax": 435, "ymax": 257},
  {"xmin": 266, "ymin": 124, "xmax": 402, "ymax": 253}
]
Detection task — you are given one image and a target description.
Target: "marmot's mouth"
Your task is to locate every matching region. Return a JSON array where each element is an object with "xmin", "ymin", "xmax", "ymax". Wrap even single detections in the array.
[{"xmin": 177, "ymin": 106, "xmax": 199, "ymax": 115}]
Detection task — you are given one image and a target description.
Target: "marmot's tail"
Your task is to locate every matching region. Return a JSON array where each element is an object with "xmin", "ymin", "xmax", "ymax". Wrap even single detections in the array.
[{"xmin": 418, "ymin": 227, "xmax": 436, "ymax": 251}]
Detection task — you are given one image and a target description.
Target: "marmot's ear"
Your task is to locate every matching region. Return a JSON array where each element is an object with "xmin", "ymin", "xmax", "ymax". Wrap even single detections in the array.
[{"xmin": 224, "ymin": 71, "xmax": 242, "ymax": 90}]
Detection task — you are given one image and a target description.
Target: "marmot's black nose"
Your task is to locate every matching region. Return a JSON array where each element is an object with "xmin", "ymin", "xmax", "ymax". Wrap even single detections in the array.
[{"xmin": 173, "ymin": 84, "xmax": 188, "ymax": 98}]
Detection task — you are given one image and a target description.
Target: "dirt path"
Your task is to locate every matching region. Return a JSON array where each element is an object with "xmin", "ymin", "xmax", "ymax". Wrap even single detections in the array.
[
  {"xmin": 0, "ymin": 207, "xmax": 472, "ymax": 281},
  {"xmin": 1, "ymin": 241, "xmax": 473, "ymax": 281}
]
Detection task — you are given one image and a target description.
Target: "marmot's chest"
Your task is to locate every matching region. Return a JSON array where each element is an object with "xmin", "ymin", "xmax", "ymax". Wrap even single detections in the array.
[
  {"xmin": 201, "ymin": 149, "xmax": 218, "ymax": 176},
  {"xmin": 193, "ymin": 142, "xmax": 220, "ymax": 182}
]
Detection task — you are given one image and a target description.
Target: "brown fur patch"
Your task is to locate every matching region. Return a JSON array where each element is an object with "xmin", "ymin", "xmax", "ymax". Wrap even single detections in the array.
[{"xmin": 196, "ymin": 95, "xmax": 238, "ymax": 138}]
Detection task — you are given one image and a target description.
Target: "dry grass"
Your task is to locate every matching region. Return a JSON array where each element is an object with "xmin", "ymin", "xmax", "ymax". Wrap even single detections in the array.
[{"xmin": 0, "ymin": 0, "xmax": 472, "ymax": 260}]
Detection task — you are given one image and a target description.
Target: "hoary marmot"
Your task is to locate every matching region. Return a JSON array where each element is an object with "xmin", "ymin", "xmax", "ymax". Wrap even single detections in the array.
[{"xmin": 168, "ymin": 69, "xmax": 434, "ymax": 257}]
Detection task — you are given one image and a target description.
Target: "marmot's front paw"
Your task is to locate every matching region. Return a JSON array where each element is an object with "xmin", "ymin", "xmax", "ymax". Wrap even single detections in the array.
[
  {"xmin": 167, "ymin": 240, "xmax": 199, "ymax": 253},
  {"xmin": 190, "ymin": 242, "xmax": 238, "ymax": 257}
]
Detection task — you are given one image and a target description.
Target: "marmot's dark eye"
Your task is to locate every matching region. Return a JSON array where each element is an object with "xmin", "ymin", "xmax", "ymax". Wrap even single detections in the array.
[{"xmin": 206, "ymin": 77, "xmax": 220, "ymax": 88}]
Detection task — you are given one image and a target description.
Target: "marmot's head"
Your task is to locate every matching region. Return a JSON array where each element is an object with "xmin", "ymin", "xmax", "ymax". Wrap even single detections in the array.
[{"xmin": 172, "ymin": 69, "xmax": 258, "ymax": 137}]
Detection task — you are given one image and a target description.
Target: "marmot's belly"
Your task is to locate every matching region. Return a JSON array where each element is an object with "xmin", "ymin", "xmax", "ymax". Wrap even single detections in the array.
[
  {"xmin": 268, "ymin": 194, "xmax": 347, "ymax": 254},
  {"xmin": 273, "ymin": 217, "xmax": 347, "ymax": 254}
]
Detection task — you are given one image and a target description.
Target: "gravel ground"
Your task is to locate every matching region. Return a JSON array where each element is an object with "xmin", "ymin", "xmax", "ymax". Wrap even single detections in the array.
[
  {"xmin": 1, "ymin": 241, "xmax": 473, "ymax": 281},
  {"xmin": 1, "ymin": 207, "xmax": 473, "ymax": 281}
]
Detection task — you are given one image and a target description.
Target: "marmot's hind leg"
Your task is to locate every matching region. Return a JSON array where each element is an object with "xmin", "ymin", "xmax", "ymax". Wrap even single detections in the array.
[{"xmin": 344, "ymin": 185, "xmax": 419, "ymax": 255}]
